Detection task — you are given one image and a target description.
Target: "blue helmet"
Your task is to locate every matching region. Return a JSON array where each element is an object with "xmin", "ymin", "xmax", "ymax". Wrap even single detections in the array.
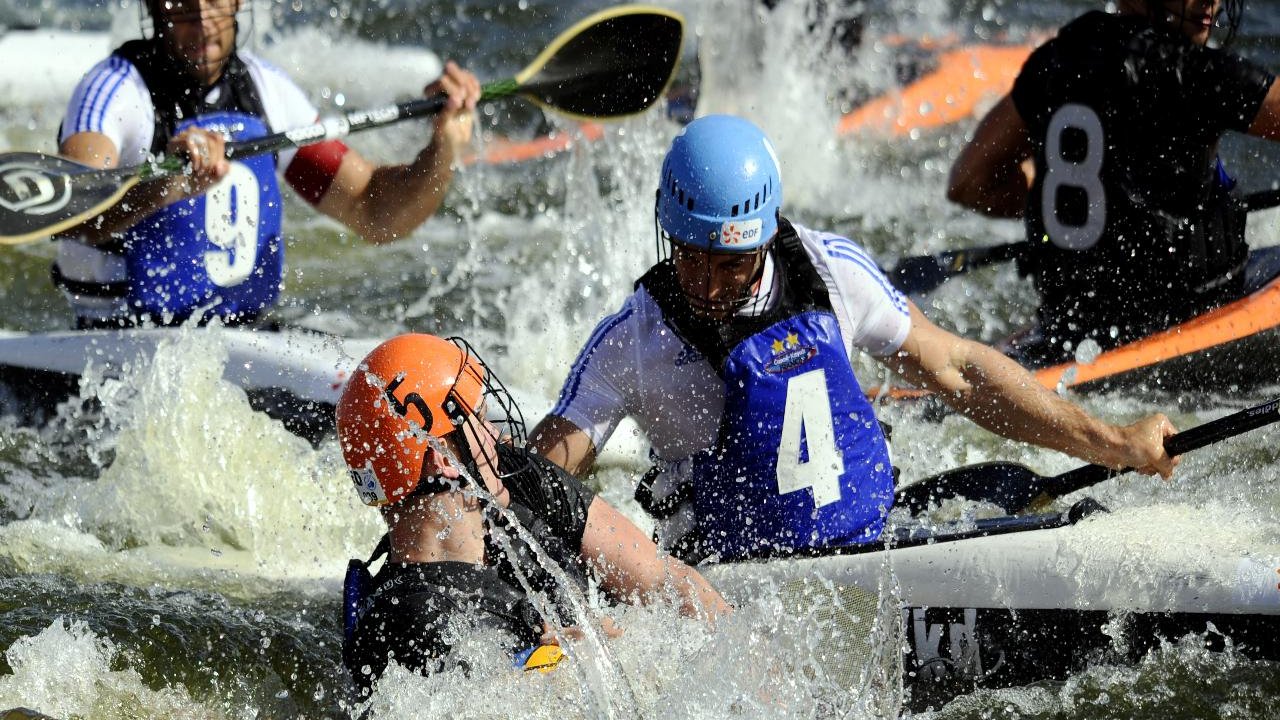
[{"xmin": 657, "ymin": 115, "xmax": 782, "ymax": 253}]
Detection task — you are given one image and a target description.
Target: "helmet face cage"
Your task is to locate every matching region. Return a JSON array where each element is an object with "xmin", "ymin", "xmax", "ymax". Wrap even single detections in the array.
[
  {"xmin": 660, "ymin": 226, "xmax": 773, "ymax": 316},
  {"xmin": 140, "ymin": 0, "xmax": 256, "ymax": 64},
  {"xmin": 439, "ymin": 337, "xmax": 529, "ymax": 484}
]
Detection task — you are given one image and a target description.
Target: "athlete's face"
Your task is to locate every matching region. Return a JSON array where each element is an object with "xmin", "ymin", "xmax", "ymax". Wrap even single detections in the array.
[
  {"xmin": 672, "ymin": 242, "xmax": 768, "ymax": 320},
  {"xmin": 152, "ymin": 0, "xmax": 240, "ymax": 86},
  {"xmin": 457, "ymin": 405, "xmax": 509, "ymax": 508},
  {"xmin": 1158, "ymin": 0, "xmax": 1222, "ymax": 44}
]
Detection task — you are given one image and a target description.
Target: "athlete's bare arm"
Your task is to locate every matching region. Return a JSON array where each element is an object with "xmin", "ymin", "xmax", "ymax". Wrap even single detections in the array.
[
  {"xmin": 946, "ymin": 94, "xmax": 1035, "ymax": 219},
  {"xmin": 314, "ymin": 61, "xmax": 481, "ymax": 244},
  {"xmin": 883, "ymin": 302, "xmax": 1179, "ymax": 477},
  {"xmin": 529, "ymin": 415, "xmax": 599, "ymax": 477},
  {"xmin": 579, "ymin": 496, "xmax": 732, "ymax": 623},
  {"xmin": 57, "ymin": 127, "xmax": 229, "ymax": 244},
  {"xmin": 1247, "ymin": 79, "xmax": 1280, "ymax": 139}
]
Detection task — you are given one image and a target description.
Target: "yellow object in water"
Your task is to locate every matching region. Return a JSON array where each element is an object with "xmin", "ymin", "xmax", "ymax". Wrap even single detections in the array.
[{"xmin": 520, "ymin": 644, "xmax": 566, "ymax": 673}]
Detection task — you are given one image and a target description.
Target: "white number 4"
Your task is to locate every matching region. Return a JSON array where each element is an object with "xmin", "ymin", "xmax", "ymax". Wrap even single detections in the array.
[{"xmin": 776, "ymin": 369, "xmax": 843, "ymax": 508}]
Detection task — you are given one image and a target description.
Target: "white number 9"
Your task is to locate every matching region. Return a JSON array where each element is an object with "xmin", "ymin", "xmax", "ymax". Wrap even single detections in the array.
[{"xmin": 203, "ymin": 161, "xmax": 261, "ymax": 288}]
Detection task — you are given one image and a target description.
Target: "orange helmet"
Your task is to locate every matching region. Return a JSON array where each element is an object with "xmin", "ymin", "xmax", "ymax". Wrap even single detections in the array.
[{"xmin": 336, "ymin": 334, "xmax": 488, "ymax": 507}]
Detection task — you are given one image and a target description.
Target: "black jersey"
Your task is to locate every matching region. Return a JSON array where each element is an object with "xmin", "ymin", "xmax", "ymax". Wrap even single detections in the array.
[
  {"xmin": 342, "ymin": 444, "xmax": 595, "ymax": 697},
  {"xmin": 1011, "ymin": 11, "xmax": 1273, "ymax": 353}
]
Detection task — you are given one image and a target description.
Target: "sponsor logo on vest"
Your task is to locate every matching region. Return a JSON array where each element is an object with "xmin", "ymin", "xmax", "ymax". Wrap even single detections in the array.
[
  {"xmin": 0, "ymin": 163, "xmax": 71, "ymax": 215},
  {"xmin": 203, "ymin": 121, "xmax": 246, "ymax": 137},
  {"xmin": 674, "ymin": 344, "xmax": 704, "ymax": 367},
  {"xmin": 764, "ymin": 331, "xmax": 817, "ymax": 374}
]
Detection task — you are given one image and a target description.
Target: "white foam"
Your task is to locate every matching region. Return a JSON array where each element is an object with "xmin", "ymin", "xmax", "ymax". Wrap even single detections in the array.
[{"xmin": 0, "ymin": 29, "xmax": 111, "ymax": 106}]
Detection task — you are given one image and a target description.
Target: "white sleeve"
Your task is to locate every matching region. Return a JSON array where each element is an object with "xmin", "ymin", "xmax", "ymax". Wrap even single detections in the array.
[
  {"xmin": 241, "ymin": 52, "xmax": 321, "ymax": 169},
  {"xmin": 800, "ymin": 228, "xmax": 911, "ymax": 357},
  {"xmin": 59, "ymin": 56, "xmax": 154, "ymax": 165},
  {"xmin": 547, "ymin": 296, "xmax": 643, "ymax": 452}
]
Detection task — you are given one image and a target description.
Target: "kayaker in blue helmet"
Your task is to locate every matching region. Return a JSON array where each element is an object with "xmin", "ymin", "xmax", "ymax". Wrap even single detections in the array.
[
  {"xmin": 52, "ymin": 0, "xmax": 481, "ymax": 329},
  {"xmin": 948, "ymin": 0, "xmax": 1280, "ymax": 366},
  {"xmin": 531, "ymin": 114, "xmax": 1179, "ymax": 564},
  {"xmin": 336, "ymin": 334, "xmax": 730, "ymax": 697}
]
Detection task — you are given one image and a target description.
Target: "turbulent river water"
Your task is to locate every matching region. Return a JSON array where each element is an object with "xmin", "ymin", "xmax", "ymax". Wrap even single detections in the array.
[{"xmin": 2, "ymin": 0, "xmax": 1280, "ymax": 717}]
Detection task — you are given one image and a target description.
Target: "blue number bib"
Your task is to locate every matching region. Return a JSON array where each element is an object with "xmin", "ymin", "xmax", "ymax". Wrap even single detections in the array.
[
  {"xmin": 693, "ymin": 311, "xmax": 894, "ymax": 560},
  {"xmin": 122, "ymin": 111, "xmax": 284, "ymax": 322}
]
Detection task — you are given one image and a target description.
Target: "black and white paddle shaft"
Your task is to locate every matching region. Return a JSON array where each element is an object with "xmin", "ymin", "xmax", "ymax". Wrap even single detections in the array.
[
  {"xmin": 887, "ymin": 241, "xmax": 1028, "ymax": 296},
  {"xmin": 0, "ymin": 4, "xmax": 684, "ymax": 245},
  {"xmin": 889, "ymin": 188, "xmax": 1280, "ymax": 296},
  {"xmin": 895, "ymin": 396, "xmax": 1280, "ymax": 515}
]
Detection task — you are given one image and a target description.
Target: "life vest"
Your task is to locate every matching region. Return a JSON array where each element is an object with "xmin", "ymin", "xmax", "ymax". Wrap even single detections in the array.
[
  {"xmin": 638, "ymin": 219, "xmax": 894, "ymax": 562},
  {"xmin": 55, "ymin": 40, "xmax": 284, "ymax": 325}
]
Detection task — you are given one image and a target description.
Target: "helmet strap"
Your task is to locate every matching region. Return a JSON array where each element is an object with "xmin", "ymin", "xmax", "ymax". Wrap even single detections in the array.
[{"xmin": 654, "ymin": 189, "xmax": 671, "ymax": 263}]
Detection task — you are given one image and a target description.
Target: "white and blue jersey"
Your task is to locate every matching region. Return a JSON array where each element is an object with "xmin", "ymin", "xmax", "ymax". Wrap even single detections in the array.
[
  {"xmin": 548, "ymin": 221, "xmax": 910, "ymax": 557},
  {"xmin": 55, "ymin": 43, "xmax": 322, "ymax": 326}
]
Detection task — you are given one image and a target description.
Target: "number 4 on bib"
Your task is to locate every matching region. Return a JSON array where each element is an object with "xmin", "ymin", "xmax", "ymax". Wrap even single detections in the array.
[{"xmin": 775, "ymin": 369, "xmax": 844, "ymax": 507}]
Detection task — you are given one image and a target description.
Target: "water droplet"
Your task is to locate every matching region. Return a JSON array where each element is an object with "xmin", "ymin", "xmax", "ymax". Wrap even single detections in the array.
[{"xmin": 1074, "ymin": 339, "xmax": 1102, "ymax": 364}]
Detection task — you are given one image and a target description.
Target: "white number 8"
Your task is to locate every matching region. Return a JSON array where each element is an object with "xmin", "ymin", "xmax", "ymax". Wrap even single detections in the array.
[{"xmin": 1042, "ymin": 103, "xmax": 1106, "ymax": 250}]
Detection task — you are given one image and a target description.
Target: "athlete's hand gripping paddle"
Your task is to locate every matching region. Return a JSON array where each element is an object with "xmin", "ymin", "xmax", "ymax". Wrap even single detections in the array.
[
  {"xmin": 895, "ymin": 396, "xmax": 1280, "ymax": 515},
  {"xmin": 0, "ymin": 4, "xmax": 684, "ymax": 245}
]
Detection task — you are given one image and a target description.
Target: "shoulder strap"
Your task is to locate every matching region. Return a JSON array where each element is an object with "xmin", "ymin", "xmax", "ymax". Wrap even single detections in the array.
[
  {"xmin": 773, "ymin": 218, "xmax": 833, "ymax": 311},
  {"xmin": 115, "ymin": 39, "xmax": 269, "ymax": 155}
]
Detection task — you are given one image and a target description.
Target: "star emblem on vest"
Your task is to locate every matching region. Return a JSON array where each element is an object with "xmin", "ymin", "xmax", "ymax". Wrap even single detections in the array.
[{"xmin": 770, "ymin": 331, "xmax": 801, "ymax": 354}]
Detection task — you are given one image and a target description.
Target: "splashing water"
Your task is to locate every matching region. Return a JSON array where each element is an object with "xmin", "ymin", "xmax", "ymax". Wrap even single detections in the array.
[{"xmin": 2, "ymin": 0, "xmax": 1280, "ymax": 717}]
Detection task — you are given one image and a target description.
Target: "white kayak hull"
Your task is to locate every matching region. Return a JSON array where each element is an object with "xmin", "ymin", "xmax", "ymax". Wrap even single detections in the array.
[
  {"xmin": 702, "ymin": 503, "xmax": 1280, "ymax": 705},
  {"xmin": 0, "ymin": 327, "xmax": 380, "ymax": 442}
]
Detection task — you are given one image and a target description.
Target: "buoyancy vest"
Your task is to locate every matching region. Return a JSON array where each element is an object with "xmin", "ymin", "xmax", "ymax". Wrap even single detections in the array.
[
  {"xmin": 55, "ymin": 39, "xmax": 284, "ymax": 325},
  {"xmin": 637, "ymin": 219, "xmax": 895, "ymax": 562}
]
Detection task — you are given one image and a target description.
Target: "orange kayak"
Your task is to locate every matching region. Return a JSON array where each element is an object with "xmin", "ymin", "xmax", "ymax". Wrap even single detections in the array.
[
  {"xmin": 872, "ymin": 268, "xmax": 1280, "ymax": 402},
  {"xmin": 837, "ymin": 44, "xmax": 1031, "ymax": 138}
]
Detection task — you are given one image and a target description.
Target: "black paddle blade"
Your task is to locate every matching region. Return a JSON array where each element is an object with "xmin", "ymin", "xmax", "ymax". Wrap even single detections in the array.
[
  {"xmin": 894, "ymin": 461, "xmax": 1046, "ymax": 515},
  {"xmin": 0, "ymin": 153, "xmax": 140, "ymax": 245},
  {"xmin": 888, "ymin": 242, "xmax": 1028, "ymax": 295},
  {"xmin": 515, "ymin": 6, "xmax": 684, "ymax": 120}
]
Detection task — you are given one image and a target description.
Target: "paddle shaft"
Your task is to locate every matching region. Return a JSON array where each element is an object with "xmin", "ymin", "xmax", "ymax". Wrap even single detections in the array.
[
  {"xmin": 0, "ymin": 6, "xmax": 684, "ymax": 245},
  {"xmin": 1034, "ymin": 396, "xmax": 1280, "ymax": 505},
  {"xmin": 893, "ymin": 187, "xmax": 1280, "ymax": 295},
  {"xmin": 228, "ymin": 94, "xmax": 449, "ymax": 160},
  {"xmin": 149, "ymin": 90, "xmax": 497, "ymax": 179}
]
